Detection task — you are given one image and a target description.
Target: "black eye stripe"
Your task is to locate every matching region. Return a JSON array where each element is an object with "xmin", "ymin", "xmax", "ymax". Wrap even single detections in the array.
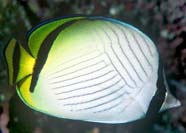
[
  {"xmin": 17, "ymin": 74, "xmax": 32, "ymax": 88},
  {"xmin": 30, "ymin": 20, "xmax": 80, "ymax": 93},
  {"xmin": 13, "ymin": 42, "xmax": 20, "ymax": 84}
]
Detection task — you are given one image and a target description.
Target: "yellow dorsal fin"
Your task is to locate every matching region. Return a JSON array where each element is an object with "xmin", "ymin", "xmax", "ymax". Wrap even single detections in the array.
[{"xmin": 27, "ymin": 16, "xmax": 85, "ymax": 58}]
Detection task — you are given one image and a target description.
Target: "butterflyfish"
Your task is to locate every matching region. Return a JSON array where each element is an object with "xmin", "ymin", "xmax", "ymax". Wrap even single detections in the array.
[{"xmin": 5, "ymin": 16, "xmax": 181, "ymax": 124}]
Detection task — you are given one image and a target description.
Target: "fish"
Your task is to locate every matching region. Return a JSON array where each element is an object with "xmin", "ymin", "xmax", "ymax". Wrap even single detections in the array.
[{"xmin": 5, "ymin": 16, "xmax": 181, "ymax": 124}]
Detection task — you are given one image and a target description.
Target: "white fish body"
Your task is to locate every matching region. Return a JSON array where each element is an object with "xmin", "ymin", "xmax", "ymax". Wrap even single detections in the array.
[{"xmin": 5, "ymin": 16, "xmax": 180, "ymax": 123}]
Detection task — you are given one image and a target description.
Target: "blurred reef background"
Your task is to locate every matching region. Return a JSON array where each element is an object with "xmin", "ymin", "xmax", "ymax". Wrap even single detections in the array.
[{"xmin": 0, "ymin": 0, "xmax": 186, "ymax": 133}]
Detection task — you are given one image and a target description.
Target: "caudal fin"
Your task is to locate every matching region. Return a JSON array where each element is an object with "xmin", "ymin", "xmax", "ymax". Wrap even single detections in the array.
[{"xmin": 160, "ymin": 71, "xmax": 181, "ymax": 111}]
